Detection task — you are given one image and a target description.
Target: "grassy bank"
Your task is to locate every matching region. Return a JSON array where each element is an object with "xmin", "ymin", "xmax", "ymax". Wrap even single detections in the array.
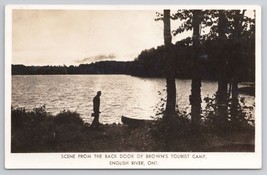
[{"xmin": 11, "ymin": 106, "xmax": 255, "ymax": 153}]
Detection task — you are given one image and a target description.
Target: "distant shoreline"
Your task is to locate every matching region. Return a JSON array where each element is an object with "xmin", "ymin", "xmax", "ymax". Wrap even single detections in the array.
[{"xmin": 11, "ymin": 62, "xmax": 255, "ymax": 82}]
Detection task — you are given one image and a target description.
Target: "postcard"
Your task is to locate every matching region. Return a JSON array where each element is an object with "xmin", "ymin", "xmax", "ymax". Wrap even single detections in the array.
[{"xmin": 5, "ymin": 5, "xmax": 261, "ymax": 169}]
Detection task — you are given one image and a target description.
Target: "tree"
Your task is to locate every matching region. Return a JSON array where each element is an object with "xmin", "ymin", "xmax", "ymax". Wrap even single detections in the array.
[
  {"xmin": 163, "ymin": 9, "xmax": 176, "ymax": 120},
  {"xmin": 216, "ymin": 10, "xmax": 228, "ymax": 124},
  {"xmin": 190, "ymin": 10, "xmax": 202, "ymax": 126},
  {"xmin": 157, "ymin": 9, "xmax": 204, "ymax": 125},
  {"xmin": 167, "ymin": 10, "xmax": 203, "ymax": 125},
  {"xmin": 157, "ymin": 9, "xmax": 255, "ymax": 127},
  {"xmin": 230, "ymin": 10, "xmax": 246, "ymax": 123}
]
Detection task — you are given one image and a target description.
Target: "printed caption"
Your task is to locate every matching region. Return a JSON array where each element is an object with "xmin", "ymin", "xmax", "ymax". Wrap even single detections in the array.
[{"xmin": 61, "ymin": 153, "xmax": 207, "ymax": 167}]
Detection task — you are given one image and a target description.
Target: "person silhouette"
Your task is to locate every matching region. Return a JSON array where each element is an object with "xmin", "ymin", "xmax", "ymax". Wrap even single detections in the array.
[{"xmin": 91, "ymin": 91, "xmax": 101, "ymax": 128}]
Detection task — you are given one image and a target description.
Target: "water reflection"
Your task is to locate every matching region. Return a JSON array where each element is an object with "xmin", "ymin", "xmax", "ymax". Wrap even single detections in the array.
[{"xmin": 12, "ymin": 75, "xmax": 254, "ymax": 124}]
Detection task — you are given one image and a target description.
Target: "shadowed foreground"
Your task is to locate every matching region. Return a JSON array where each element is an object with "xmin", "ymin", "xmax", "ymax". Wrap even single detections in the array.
[{"xmin": 11, "ymin": 106, "xmax": 255, "ymax": 153}]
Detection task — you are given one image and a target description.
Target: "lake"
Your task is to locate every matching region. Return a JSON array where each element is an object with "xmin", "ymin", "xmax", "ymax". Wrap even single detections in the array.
[{"xmin": 12, "ymin": 75, "xmax": 254, "ymax": 124}]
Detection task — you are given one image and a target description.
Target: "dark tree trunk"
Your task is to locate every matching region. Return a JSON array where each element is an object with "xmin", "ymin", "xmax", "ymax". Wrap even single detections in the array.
[
  {"xmin": 163, "ymin": 10, "xmax": 172, "ymax": 47},
  {"xmin": 190, "ymin": 10, "xmax": 202, "ymax": 126},
  {"xmin": 230, "ymin": 10, "xmax": 245, "ymax": 122},
  {"xmin": 217, "ymin": 10, "xmax": 228, "ymax": 124},
  {"xmin": 163, "ymin": 10, "xmax": 176, "ymax": 120}
]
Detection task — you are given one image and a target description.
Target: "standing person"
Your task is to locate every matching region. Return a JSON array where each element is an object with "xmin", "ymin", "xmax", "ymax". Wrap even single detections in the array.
[{"xmin": 91, "ymin": 91, "xmax": 101, "ymax": 128}]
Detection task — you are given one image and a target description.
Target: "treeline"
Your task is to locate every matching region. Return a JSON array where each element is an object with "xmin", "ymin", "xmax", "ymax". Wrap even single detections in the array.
[
  {"xmin": 13, "ymin": 61, "xmax": 143, "ymax": 75},
  {"xmin": 12, "ymin": 37, "xmax": 255, "ymax": 81},
  {"xmin": 134, "ymin": 36, "xmax": 255, "ymax": 81},
  {"xmin": 12, "ymin": 61, "xmax": 141, "ymax": 76}
]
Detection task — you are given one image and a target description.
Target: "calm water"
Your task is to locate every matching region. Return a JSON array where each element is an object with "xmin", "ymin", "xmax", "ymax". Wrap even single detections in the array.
[{"xmin": 12, "ymin": 75, "xmax": 254, "ymax": 124}]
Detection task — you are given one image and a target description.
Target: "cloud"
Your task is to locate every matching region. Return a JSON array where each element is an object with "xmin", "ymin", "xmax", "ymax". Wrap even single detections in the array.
[{"xmin": 76, "ymin": 54, "xmax": 116, "ymax": 63}]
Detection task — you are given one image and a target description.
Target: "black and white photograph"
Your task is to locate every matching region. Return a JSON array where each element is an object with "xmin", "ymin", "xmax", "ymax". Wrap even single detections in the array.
[{"xmin": 5, "ymin": 5, "xmax": 261, "ymax": 169}]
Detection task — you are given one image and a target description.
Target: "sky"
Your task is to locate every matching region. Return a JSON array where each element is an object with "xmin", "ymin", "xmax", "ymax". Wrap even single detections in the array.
[
  {"xmin": 12, "ymin": 9, "xmax": 254, "ymax": 66},
  {"xmin": 12, "ymin": 9, "xmax": 189, "ymax": 66}
]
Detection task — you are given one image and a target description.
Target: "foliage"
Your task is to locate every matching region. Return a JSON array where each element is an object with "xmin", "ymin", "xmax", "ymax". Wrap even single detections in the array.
[
  {"xmin": 133, "ymin": 46, "xmax": 165, "ymax": 77},
  {"xmin": 202, "ymin": 94, "xmax": 255, "ymax": 134},
  {"xmin": 11, "ymin": 105, "xmax": 54, "ymax": 152},
  {"xmin": 152, "ymin": 89, "xmax": 188, "ymax": 119},
  {"xmin": 54, "ymin": 110, "xmax": 83, "ymax": 126},
  {"xmin": 11, "ymin": 104, "xmax": 255, "ymax": 152},
  {"xmin": 11, "ymin": 106, "xmax": 85, "ymax": 152},
  {"xmin": 54, "ymin": 110, "xmax": 85, "ymax": 143},
  {"xmin": 149, "ymin": 87, "xmax": 255, "ymax": 151},
  {"xmin": 150, "ymin": 90, "xmax": 197, "ymax": 151},
  {"xmin": 149, "ymin": 114, "xmax": 193, "ymax": 151},
  {"xmin": 144, "ymin": 9, "xmax": 256, "ymax": 82},
  {"xmin": 168, "ymin": 10, "xmax": 255, "ymax": 40}
]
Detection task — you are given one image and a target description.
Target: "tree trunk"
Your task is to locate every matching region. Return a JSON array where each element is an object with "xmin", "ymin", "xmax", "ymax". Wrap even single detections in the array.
[
  {"xmin": 163, "ymin": 10, "xmax": 176, "ymax": 120},
  {"xmin": 230, "ymin": 10, "xmax": 245, "ymax": 123},
  {"xmin": 190, "ymin": 10, "xmax": 202, "ymax": 126},
  {"xmin": 217, "ymin": 10, "xmax": 228, "ymax": 124},
  {"xmin": 231, "ymin": 77, "xmax": 239, "ymax": 123}
]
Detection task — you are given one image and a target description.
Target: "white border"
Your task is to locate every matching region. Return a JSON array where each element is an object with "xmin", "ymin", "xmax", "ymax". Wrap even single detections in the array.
[
  {"xmin": 5, "ymin": 5, "xmax": 262, "ymax": 169},
  {"xmin": 3, "ymin": 4, "xmax": 263, "ymax": 10}
]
